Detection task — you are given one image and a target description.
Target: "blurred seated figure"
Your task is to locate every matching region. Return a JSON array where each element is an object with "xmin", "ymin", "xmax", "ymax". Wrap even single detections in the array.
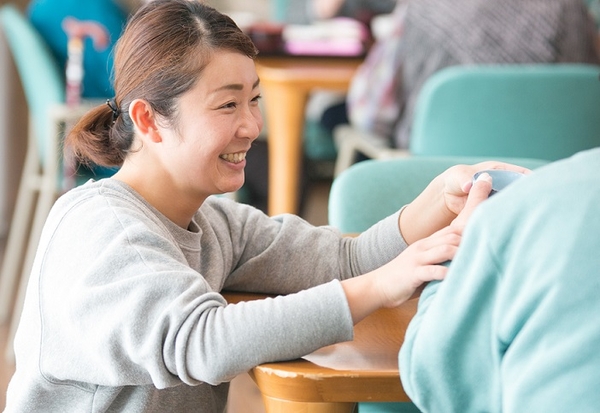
[
  {"xmin": 27, "ymin": 0, "xmax": 133, "ymax": 99},
  {"xmin": 27, "ymin": 0, "xmax": 147, "ymax": 179},
  {"xmin": 345, "ymin": 0, "xmax": 600, "ymax": 150}
]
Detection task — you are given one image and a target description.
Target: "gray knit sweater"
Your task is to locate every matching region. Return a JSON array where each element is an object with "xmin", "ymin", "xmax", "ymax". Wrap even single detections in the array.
[{"xmin": 4, "ymin": 179, "xmax": 407, "ymax": 412}]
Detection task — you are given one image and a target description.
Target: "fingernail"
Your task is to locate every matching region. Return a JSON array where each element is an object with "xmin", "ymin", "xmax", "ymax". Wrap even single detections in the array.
[{"xmin": 475, "ymin": 172, "xmax": 492, "ymax": 183}]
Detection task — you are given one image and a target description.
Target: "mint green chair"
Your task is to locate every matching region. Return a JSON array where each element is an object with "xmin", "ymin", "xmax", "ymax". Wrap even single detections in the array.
[
  {"xmin": 328, "ymin": 155, "xmax": 549, "ymax": 412},
  {"xmin": 0, "ymin": 4, "xmax": 113, "ymax": 362},
  {"xmin": 0, "ymin": 3, "xmax": 65, "ymax": 330},
  {"xmin": 410, "ymin": 64, "xmax": 600, "ymax": 160},
  {"xmin": 0, "ymin": 3, "xmax": 68, "ymax": 362},
  {"xmin": 334, "ymin": 64, "xmax": 600, "ymax": 176}
]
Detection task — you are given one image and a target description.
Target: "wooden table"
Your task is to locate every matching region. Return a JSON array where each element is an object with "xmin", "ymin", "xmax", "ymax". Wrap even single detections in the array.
[
  {"xmin": 225, "ymin": 292, "xmax": 417, "ymax": 413},
  {"xmin": 255, "ymin": 56, "xmax": 362, "ymax": 216}
]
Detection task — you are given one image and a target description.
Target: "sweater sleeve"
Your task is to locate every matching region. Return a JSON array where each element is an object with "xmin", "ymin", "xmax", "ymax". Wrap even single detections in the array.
[
  {"xmin": 204, "ymin": 198, "xmax": 408, "ymax": 294},
  {"xmin": 399, "ymin": 206, "xmax": 503, "ymax": 412}
]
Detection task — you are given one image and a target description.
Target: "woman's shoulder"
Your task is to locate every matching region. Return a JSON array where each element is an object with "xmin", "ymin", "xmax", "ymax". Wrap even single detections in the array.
[
  {"xmin": 56, "ymin": 178, "xmax": 147, "ymax": 210},
  {"xmin": 50, "ymin": 178, "xmax": 167, "ymax": 232}
]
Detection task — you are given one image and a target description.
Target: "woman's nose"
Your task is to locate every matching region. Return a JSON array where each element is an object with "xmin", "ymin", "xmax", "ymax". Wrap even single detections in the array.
[{"xmin": 238, "ymin": 107, "xmax": 263, "ymax": 140}]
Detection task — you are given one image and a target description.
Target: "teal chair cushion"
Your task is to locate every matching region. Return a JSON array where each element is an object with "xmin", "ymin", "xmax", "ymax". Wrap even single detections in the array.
[
  {"xmin": 359, "ymin": 402, "xmax": 421, "ymax": 412},
  {"xmin": 1, "ymin": 3, "xmax": 117, "ymax": 184},
  {"xmin": 410, "ymin": 64, "xmax": 600, "ymax": 162}
]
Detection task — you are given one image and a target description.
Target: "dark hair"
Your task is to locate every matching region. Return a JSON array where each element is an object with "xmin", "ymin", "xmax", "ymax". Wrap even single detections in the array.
[{"xmin": 65, "ymin": 0, "xmax": 258, "ymax": 167}]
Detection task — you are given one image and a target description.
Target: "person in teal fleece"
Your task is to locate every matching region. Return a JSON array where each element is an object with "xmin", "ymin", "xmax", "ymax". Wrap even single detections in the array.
[{"xmin": 400, "ymin": 147, "xmax": 600, "ymax": 412}]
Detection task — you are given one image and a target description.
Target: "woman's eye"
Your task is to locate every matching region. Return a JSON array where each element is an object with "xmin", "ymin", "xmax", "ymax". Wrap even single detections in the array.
[
  {"xmin": 251, "ymin": 94, "xmax": 262, "ymax": 103},
  {"xmin": 221, "ymin": 102, "xmax": 237, "ymax": 109}
]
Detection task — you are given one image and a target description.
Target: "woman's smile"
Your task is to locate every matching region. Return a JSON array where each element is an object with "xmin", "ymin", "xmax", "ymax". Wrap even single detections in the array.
[{"xmin": 219, "ymin": 151, "xmax": 247, "ymax": 164}]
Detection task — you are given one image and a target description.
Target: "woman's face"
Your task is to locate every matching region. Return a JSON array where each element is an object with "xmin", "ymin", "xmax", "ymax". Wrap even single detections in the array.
[{"xmin": 156, "ymin": 50, "xmax": 263, "ymax": 200}]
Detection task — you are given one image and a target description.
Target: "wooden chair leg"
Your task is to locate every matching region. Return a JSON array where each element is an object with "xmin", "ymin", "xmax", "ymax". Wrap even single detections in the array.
[
  {"xmin": 0, "ymin": 136, "xmax": 39, "ymax": 324},
  {"xmin": 4, "ymin": 107, "xmax": 68, "ymax": 362},
  {"xmin": 333, "ymin": 126, "xmax": 359, "ymax": 178}
]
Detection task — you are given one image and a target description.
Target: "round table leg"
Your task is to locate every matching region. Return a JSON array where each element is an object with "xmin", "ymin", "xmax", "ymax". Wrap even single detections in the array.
[{"xmin": 261, "ymin": 82, "xmax": 309, "ymax": 216}]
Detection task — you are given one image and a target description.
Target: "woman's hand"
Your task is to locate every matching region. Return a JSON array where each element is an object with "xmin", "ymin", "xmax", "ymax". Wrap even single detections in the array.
[
  {"xmin": 341, "ymin": 172, "xmax": 495, "ymax": 323},
  {"xmin": 342, "ymin": 225, "xmax": 461, "ymax": 323},
  {"xmin": 399, "ymin": 161, "xmax": 529, "ymax": 244}
]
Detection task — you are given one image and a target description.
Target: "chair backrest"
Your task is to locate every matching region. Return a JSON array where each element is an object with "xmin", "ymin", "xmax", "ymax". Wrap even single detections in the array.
[
  {"xmin": 409, "ymin": 64, "xmax": 600, "ymax": 161},
  {"xmin": 328, "ymin": 155, "xmax": 549, "ymax": 233},
  {"xmin": 0, "ymin": 4, "xmax": 65, "ymax": 164}
]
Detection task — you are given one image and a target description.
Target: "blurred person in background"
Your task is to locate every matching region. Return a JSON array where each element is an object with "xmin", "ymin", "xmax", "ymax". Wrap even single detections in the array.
[
  {"xmin": 27, "ymin": 0, "xmax": 144, "ymax": 99},
  {"xmin": 344, "ymin": 0, "xmax": 600, "ymax": 151},
  {"xmin": 27, "ymin": 0, "xmax": 150, "ymax": 178}
]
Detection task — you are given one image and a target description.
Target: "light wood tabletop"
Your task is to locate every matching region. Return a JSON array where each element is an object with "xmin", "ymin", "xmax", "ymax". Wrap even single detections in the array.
[
  {"xmin": 254, "ymin": 56, "xmax": 362, "ymax": 216},
  {"xmin": 224, "ymin": 291, "xmax": 416, "ymax": 413}
]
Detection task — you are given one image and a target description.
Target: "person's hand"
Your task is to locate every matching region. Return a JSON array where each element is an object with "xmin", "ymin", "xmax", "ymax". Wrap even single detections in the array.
[
  {"xmin": 341, "ymin": 224, "xmax": 462, "ymax": 323},
  {"xmin": 450, "ymin": 170, "xmax": 493, "ymax": 230},
  {"xmin": 373, "ymin": 224, "xmax": 463, "ymax": 308},
  {"xmin": 438, "ymin": 161, "xmax": 528, "ymax": 219},
  {"xmin": 399, "ymin": 161, "xmax": 529, "ymax": 244}
]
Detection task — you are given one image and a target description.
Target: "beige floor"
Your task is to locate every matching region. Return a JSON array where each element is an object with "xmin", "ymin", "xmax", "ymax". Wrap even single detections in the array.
[{"xmin": 0, "ymin": 179, "xmax": 332, "ymax": 412}]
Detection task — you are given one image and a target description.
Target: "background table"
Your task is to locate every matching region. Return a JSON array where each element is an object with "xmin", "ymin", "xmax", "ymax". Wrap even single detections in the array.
[
  {"xmin": 225, "ymin": 292, "xmax": 416, "ymax": 413},
  {"xmin": 255, "ymin": 56, "xmax": 362, "ymax": 216}
]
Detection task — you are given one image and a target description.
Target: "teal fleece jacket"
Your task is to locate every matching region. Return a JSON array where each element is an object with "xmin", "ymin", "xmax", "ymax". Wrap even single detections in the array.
[
  {"xmin": 400, "ymin": 148, "xmax": 600, "ymax": 412},
  {"xmin": 5, "ymin": 179, "xmax": 407, "ymax": 412}
]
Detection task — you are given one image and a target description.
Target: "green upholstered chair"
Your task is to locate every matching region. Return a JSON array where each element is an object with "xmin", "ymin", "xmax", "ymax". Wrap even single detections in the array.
[
  {"xmin": 0, "ymin": 3, "xmax": 66, "ymax": 331},
  {"xmin": 334, "ymin": 63, "xmax": 600, "ymax": 176},
  {"xmin": 328, "ymin": 155, "xmax": 550, "ymax": 412},
  {"xmin": 409, "ymin": 64, "xmax": 600, "ymax": 160}
]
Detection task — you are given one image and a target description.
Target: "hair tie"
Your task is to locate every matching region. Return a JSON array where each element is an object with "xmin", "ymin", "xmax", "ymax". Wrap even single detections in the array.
[{"xmin": 106, "ymin": 98, "xmax": 121, "ymax": 121}]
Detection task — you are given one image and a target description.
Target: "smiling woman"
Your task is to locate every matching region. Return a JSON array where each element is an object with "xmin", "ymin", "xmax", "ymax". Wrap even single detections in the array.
[{"xmin": 3, "ymin": 1, "xmax": 532, "ymax": 412}]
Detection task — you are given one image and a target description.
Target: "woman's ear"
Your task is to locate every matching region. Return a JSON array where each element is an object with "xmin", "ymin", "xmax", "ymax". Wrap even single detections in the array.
[{"xmin": 129, "ymin": 98, "xmax": 162, "ymax": 143}]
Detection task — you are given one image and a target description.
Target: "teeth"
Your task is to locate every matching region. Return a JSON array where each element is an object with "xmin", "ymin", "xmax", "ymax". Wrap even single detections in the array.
[{"xmin": 219, "ymin": 152, "xmax": 246, "ymax": 164}]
